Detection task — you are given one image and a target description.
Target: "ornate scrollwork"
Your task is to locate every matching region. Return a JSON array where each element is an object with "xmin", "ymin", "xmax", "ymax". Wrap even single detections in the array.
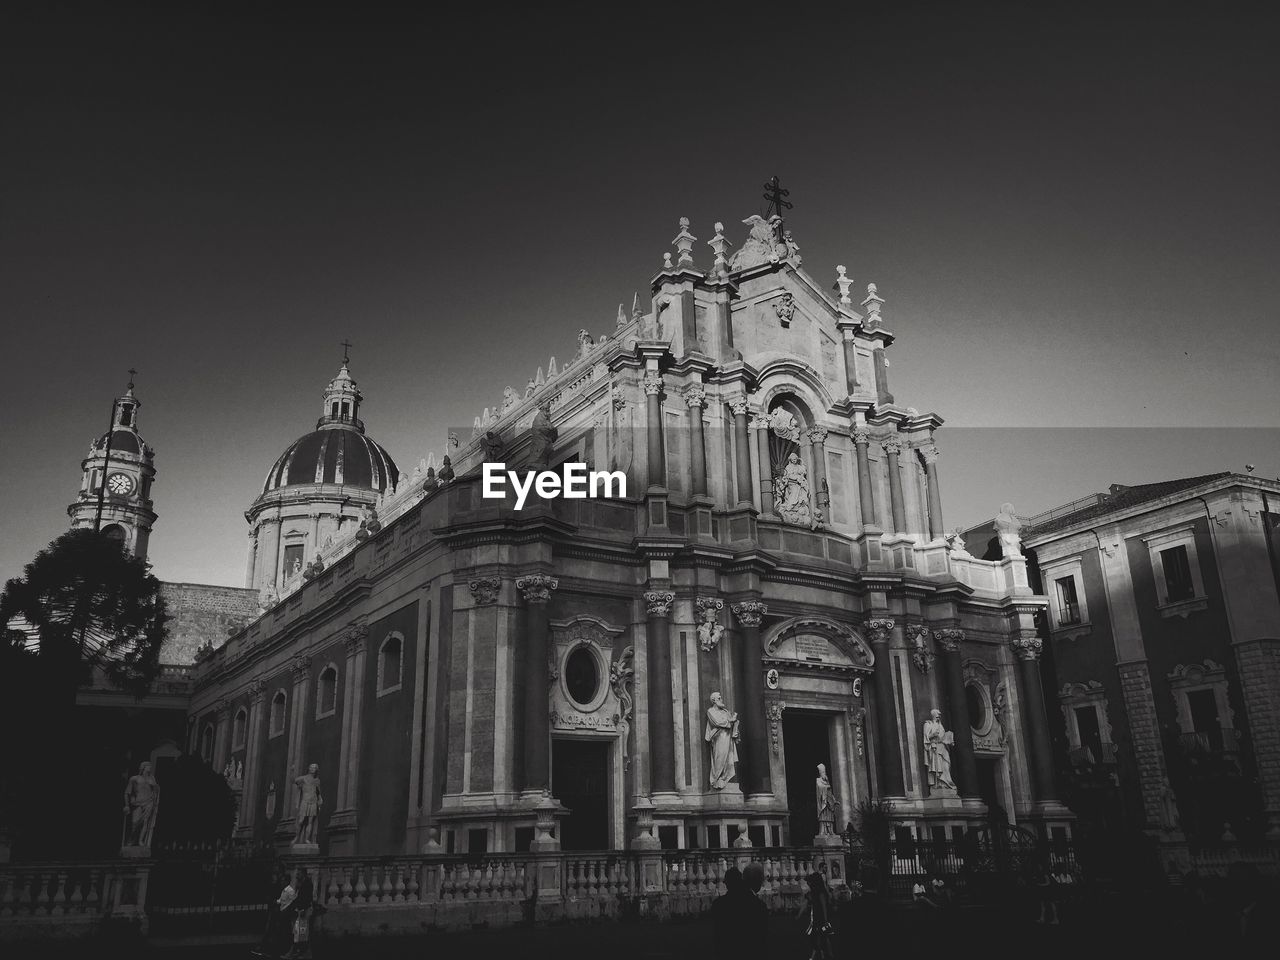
[
  {"xmin": 865, "ymin": 618, "xmax": 895, "ymax": 644},
  {"xmin": 881, "ymin": 435, "xmax": 902, "ymax": 456},
  {"xmin": 727, "ymin": 395, "xmax": 750, "ymax": 417},
  {"xmin": 730, "ymin": 600, "xmax": 767, "ymax": 628},
  {"xmin": 344, "ymin": 621, "xmax": 369, "ymax": 656},
  {"xmin": 291, "ymin": 656, "xmax": 312, "ymax": 683},
  {"xmin": 644, "ymin": 591, "xmax": 675, "ymax": 618},
  {"xmin": 1010, "ymin": 634, "xmax": 1043, "ymax": 661},
  {"xmin": 919, "ymin": 443, "xmax": 940, "ymax": 464},
  {"xmin": 610, "ymin": 646, "xmax": 636, "ymax": 772},
  {"xmin": 516, "ymin": 574, "xmax": 559, "ymax": 604},
  {"xmin": 906, "ymin": 624, "xmax": 933, "ymax": 674},
  {"xmin": 642, "ymin": 372, "xmax": 664, "ymax": 396},
  {"xmin": 852, "ymin": 427, "xmax": 872, "ymax": 446},
  {"xmin": 684, "ymin": 384, "xmax": 707, "ymax": 408},
  {"xmin": 469, "ymin": 577, "xmax": 502, "ymax": 605},
  {"xmin": 807, "ymin": 425, "xmax": 829, "ymax": 445},
  {"xmin": 696, "ymin": 597, "xmax": 725, "ymax": 652},
  {"xmin": 766, "ymin": 701, "xmax": 786, "ymax": 755},
  {"xmin": 774, "ymin": 292, "xmax": 796, "ymax": 327},
  {"xmin": 933, "ymin": 628, "xmax": 965, "ymax": 653}
]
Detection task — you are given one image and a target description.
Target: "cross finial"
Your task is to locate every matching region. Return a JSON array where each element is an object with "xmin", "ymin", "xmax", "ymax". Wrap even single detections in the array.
[
  {"xmin": 763, "ymin": 175, "xmax": 792, "ymax": 222},
  {"xmin": 127, "ymin": 368, "xmax": 137, "ymax": 389},
  {"xmin": 340, "ymin": 339, "xmax": 353, "ymax": 365}
]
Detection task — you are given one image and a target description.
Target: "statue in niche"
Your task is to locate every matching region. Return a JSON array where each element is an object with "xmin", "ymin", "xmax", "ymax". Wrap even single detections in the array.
[
  {"xmin": 696, "ymin": 603, "xmax": 724, "ymax": 652},
  {"xmin": 923, "ymin": 709, "xmax": 956, "ymax": 794},
  {"xmin": 528, "ymin": 400, "xmax": 558, "ymax": 468},
  {"xmin": 704, "ymin": 692, "xmax": 740, "ymax": 790},
  {"xmin": 994, "ymin": 503, "xmax": 1024, "ymax": 558},
  {"xmin": 235, "ymin": 760, "xmax": 243, "ymax": 781},
  {"xmin": 816, "ymin": 764, "xmax": 837, "ymax": 836},
  {"xmin": 122, "ymin": 761, "xmax": 160, "ymax": 849},
  {"xmin": 774, "ymin": 452, "xmax": 813, "ymax": 527},
  {"xmin": 293, "ymin": 763, "xmax": 323, "ymax": 845}
]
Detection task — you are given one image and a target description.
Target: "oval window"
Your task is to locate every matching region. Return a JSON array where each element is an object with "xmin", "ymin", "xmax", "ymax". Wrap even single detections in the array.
[
  {"xmin": 966, "ymin": 684, "xmax": 987, "ymax": 731},
  {"xmin": 565, "ymin": 647, "xmax": 599, "ymax": 706}
]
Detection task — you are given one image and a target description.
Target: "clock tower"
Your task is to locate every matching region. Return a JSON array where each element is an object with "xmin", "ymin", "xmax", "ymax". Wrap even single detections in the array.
[{"xmin": 67, "ymin": 377, "xmax": 158, "ymax": 560}]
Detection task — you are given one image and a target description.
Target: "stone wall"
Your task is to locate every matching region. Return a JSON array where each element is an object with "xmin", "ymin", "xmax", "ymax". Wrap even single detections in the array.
[{"xmin": 159, "ymin": 582, "xmax": 259, "ymax": 665}]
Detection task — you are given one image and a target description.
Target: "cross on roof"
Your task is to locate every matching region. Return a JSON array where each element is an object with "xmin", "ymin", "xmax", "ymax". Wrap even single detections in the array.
[
  {"xmin": 763, "ymin": 175, "xmax": 792, "ymax": 221},
  {"xmin": 340, "ymin": 340, "xmax": 353, "ymax": 365},
  {"xmin": 127, "ymin": 368, "xmax": 137, "ymax": 389}
]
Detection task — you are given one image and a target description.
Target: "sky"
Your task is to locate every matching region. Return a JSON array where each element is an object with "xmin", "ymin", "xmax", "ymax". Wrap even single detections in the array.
[{"xmin": 2, "ymin": 3, "xmax": 1277, "ymax": 587}]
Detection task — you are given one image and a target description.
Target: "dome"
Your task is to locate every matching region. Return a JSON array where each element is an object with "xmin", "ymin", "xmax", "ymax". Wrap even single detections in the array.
[
  {"xmin": 262, "ymin": 425, "xmax": 399, "ymax": 495},
  {"xmin": 95, "ymin": 428, "xmax": 142, "ymax": 455}
]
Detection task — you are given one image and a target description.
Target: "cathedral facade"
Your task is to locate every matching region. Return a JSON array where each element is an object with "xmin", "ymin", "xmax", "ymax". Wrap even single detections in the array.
[{"xmin": 183, "ymin": 208, "xmax": 1072, "ymax": 858}]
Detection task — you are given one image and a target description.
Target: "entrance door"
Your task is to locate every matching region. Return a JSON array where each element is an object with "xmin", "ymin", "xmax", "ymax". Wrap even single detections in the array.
[
  {"xmin": 975, "ymin": 758, "xmax": 1005, "ymax": 822},
  {"xmin": 552, "ymin": 738, "xmax": 610, "ymax": 851},
  {"xmin": 782, "ymin": 712, "xmax": 834, "ymax": 846}
]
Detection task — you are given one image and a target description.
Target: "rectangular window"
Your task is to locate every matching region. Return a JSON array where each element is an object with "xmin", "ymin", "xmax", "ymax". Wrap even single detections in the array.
[
  {"xmin": 282, "ymin": 544, "xmax": 304, "ymax": 577},
  {"xmin": 1161, "ymin": 545, "xmax": 1195, "ymax": 602},
  {"xmin": 707, "ymin": 825, "xmax": 722, "ymax": 849},
  {"xmin": 658, "ymin": 825, "xmax": 679, "ymax": 850},
  {"xmin": 1074, "ymin": 706, "xmax": 1103, "ymax": 763},
  {"xmin": 467, "ymin": 828, "xmax": 488, "ymax": 855},
  {"xmin": 514, "ymin": 827, "xmax": 533, "ymax": 853},
  {"xmin": 1187, "ymin": 689, "xmax": 1222, "ymax": 752},
  {"xmin": 1056, "ymin": 576, "xmax": 1081, "ymax": 625}
]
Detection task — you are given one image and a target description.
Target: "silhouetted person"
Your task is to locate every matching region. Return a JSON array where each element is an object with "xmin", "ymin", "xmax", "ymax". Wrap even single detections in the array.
[
  {"xmin": 712, "ymin": 867, "xmax": 765, "ymax": 960},
  {"xmin": 798, "ymin": 872, "xmax": 835, "ymax": 959},
  {"xmin": 741, "ymin": 863, "xmax": 769, "ymax": 948}
]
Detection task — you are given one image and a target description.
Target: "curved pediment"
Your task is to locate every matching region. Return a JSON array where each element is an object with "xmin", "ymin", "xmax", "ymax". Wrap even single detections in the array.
[{"xmin": 760, "ymin": 616, "xmax": 874, "ymax": 671}]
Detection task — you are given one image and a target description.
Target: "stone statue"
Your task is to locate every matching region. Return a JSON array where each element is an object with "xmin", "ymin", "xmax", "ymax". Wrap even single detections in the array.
[
  {"xmin": 704, "ymin": 692, "xmax": 740, "ymax": 790},
  {"xmin": 946, "ymin": 528, "xmax": 971, "ymax": 558},
  {"xmin": 235, "ymin": 760, "xmax": 243, "ymax": 781},
  {"xmin": 528, "ymin": 400, "xmax": 558, "ymax": 468},
  {"xmin": 815, "ymin": 763, "xmax": 836, "ymax": 836},
  {"xmin": 501, "ymin": 386, "xmax": 519, "ymax": 412},
  {"xmin": 291, "ymin": 556, "xmax": 302, "ymax": 577},
  {"xmin": 774, "ymin": 451, "xmax": 813, "ymax": 527},
  {"xmin": 922, "ymin": 709, "xmax": 956, "ymax": 794},
  {"xmin": 994, "ymin": 503, "xmax": 1023, "ymax": 558},
  {"xmin": 1158, "ymin": 777, "xmax": 1181, "ymax": 832},
  {"xmin": 222, "ymin": 759, "xmax": 234, "ymax": 781},
  {"xmin": 293, "ymin": 763, "xmax": 323, "ymax": 846},
  {"xmin": 479, "ymin": 430, "xmax": 505, "ymax": 463},
  {"xmin": 696, "ymin": 603, "xmax": 724, "ymax": 652},
  {"xmin": 123, "ymin": 761, "xmax": 159, "ymax": 849},
  {"xmin": 728, "ymin": 214, "xmax": 789, "ymax": 271},
  {"xmin": 577, "ymin": 328, "xmax": 594, "ymax": 358}
]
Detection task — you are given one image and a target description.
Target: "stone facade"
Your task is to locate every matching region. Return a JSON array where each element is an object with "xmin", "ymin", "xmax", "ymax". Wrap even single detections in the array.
[{"xmin": 183, "ymin": 206, "xmax": 1070, "ymax": 857}]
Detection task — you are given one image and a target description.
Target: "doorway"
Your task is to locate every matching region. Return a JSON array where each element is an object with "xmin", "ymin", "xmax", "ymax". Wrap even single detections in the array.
[
  {"xmin": 975, "ymin": 758, "xmax": 1005, "ymax": 822},
  {"xmin": 551, "ymin": 738, "xmax": 611, "ymax": 851},
  {"xmin": 783, "ymin": 711, "xmax": 834, "ymax": 845}
]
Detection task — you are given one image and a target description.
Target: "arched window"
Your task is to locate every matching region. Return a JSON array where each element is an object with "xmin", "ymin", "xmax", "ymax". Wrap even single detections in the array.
[
  {"xmin": 102, "ymin": 524, "xmax": 127, "ymax": 546},
  {"xmin": 269, "ymin": 689, "xmax": 287, "ymax": 737},
  {"xmin": 377, "ymin": 633, "xmax": 403, "ymax": 696},
  {"xmin": 232, "ymin": 707, "xmax": 248, "ymax": 750},
  {"xmin": 199, "ymin": 725, "xmax": 215, "ymax": 763},
  {"xmin": 316, "ymin": 664, "xmax": 339, "ymax": 718}
]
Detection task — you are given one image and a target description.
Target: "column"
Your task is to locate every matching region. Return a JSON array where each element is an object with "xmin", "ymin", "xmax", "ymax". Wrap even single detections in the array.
[
  {"xmin": 731, "ymin": 601, "xmax": 771, "ymax": 796},
  {"xmin": 239, "ymin": 678, "xmax": 267, "ymax": 828},
  {"xmin": 934, "ymin": 630, "xmax": 979, "ymax": 799},
  {"xmin": 684, "ymin": 384, "xmax": 708, "ymax": 497},
  {"xmin": 1011, "ymin": 633, "xmax": 1058, "ymax": 803},
  {"xmin": 271, "ymin": 513, "xmax": 284, "ymax": 589},
  {"xmin": 873, "ymin": 347, "xmax": 893, "ymax": 404},
  {"xmin": 882, "ymin": 436, "xmax": 906, "ymax": 535},
  {"xmin": 807, "ymin": 427, "xmax": 829, "ymax": 521},
  {"xmin": 286, "ymin": 656, "xmax": 312, "ymax": 787},
  {"xmin": 867, "ymin": 620, "xmax": 904, "ymax": 796},
  {"xmin": 335, "ymin": 623, "xmax": 369, "ymax": 810},
  {"xmin": 517, "ymin": 575, "xmax": 558, "ymax": 792},
  {"xmin": 729, "ymin": 396, "xmax": 753, "ymax": 507},
  {"xmin": 644, "ymin": 372, "xmax": 665, "ymax": 490},
  {"xmin": 754, "ymin": 415, "xmax": 775, "ymax": 516},
  {"xmin": 245, "ymin": 533, "xmax": 257, "ymax": 589},
  {"xmin": 839, "ymin": 328, "xmax": 860, "ymax": 396},
  {"xmin": 644, "ymin": 590, "xmax": 677, "ymax": 795},
  {"xmin": 853, "ymin": 428, "xmax": 878, "ymax": 531},
  {"xmin": 212, "ymin": 698, "xmax": 231, "ymax": 772},
  {"xmin": 920, "ymin": 442, "xmax": 944, "ymax": 540},
  {"xmin": 309, "ymin": 513, "xmax": 321, "ymax": 561}
]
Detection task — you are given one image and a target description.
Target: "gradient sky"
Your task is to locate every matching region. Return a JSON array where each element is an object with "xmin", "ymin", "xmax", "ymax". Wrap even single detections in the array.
[{"xmin": 2, "ymin": 4, "xmax": 1277, "ymax": 587}]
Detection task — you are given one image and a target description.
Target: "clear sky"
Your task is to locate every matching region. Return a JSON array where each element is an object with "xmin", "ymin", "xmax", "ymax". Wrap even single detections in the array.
[{"xmin": 2, "ymin": 4, "xmax": 1277, "ymax": 587}]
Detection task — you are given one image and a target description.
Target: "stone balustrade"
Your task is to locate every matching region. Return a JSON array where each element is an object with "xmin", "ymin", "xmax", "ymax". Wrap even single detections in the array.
[{"xmin": 0, "ymin": 861, "xmax": 150, "ymax": 940}]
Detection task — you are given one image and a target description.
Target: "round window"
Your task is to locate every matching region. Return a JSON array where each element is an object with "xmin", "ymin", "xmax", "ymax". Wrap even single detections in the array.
[
  {"xmin": 966, "ymin": 683, "xmax": 988, "ymax": 732},
  {"xmin": 565, "ymin": 647, "xmax": 599, "ymax": 706}
]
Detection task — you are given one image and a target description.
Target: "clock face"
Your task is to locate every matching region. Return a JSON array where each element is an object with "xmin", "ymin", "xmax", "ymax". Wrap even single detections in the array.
[{"xmin": 107, "ymin": 473, "xmax": 135, "ymax": 496}]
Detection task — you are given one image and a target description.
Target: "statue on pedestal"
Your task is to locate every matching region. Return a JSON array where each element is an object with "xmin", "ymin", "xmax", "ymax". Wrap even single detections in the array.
[
  {"xmin": 122, "ymin": 761, "xmax": 159, "ymax": 850},
  {"xmin": 704, "ymin": 692, "xmax": 740, "ymax": 790},
  {"xmin": 922, "ymin": 709, "xmax": 956, "ymax": 794},
  {"xmin": 774, "ymin": 452, "xmax": 813, "ymax": 527},
  {"xmin": 293, "ymin": 763, "xmax": 323, "ymax": 846},
  {"xmin": 815, "ymin": 764, "xmax": 837, "ymax": 837},
  {"xmin": 994, "ymin": 503, "xmax": 1024, "ymax": 558},
  {"xmin": 528, "ymin": 400, "xmax": 557, "ymax": 469}
]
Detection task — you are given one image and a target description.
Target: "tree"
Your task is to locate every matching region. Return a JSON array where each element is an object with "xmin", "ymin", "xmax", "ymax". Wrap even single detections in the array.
[{"xmin": 0, "ymin": 529, "xmax": 170, "ymax": 858}]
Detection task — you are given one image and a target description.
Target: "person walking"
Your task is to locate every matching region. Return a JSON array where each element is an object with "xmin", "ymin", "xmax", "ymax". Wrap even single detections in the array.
[
  {"xmin": 797, "ymin": 872, "xmax": 835, "ymax": 960},
  {"xmin": 284, "ymin": 872, "xmax": 315, "ymax": 959},
  {"xmin": 253, "ymin": 869, "xmax": 296, "ymax": 958}
]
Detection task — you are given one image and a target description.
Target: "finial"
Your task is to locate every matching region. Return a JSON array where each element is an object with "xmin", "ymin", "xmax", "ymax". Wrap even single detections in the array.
[
  {"xmin": 672, "ymin": 216, "xmax": 696, "ymax": 268},
  {"xmin": 616, "ymin": 303, "xmax": 626, "ymax": 329},
  {"xmin": 547, "ymin": 356, "xmax": 558, "ymax": 378},
  {"xmin": 663, "ymin": 252, "xmax": 674, "ymax": 270},
  {"xmin": 708, "ymin": 222, "xmax": 728, "ymax": 277},
  {"xmin": 631, "ymin": 292, "xmax": 642, "ymax": 321},
  {"xmin": 340, "ymin": 338, "xmax": 353, "ymax": 366},
  {"xmin": 835, "ymin": 266, "xmax": 852, "ymax": 305},
  {"xmin": 126, "ymin": 367, "xmax": 138, "ymax": 391},
  {"xmin": 862, "ymin": 282, "xmax": 884, "ymax": 323}
]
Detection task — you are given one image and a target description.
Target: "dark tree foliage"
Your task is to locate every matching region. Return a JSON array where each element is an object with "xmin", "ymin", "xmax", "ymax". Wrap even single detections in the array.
[{"xmin": 154, "ymin": 754, "xmax": 237, "ymax": 845}]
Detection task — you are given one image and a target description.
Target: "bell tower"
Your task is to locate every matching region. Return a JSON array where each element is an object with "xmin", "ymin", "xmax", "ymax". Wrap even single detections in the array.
[{"xmin": 67, "ymin": 374, "xmax": 158, "ymax": 560}]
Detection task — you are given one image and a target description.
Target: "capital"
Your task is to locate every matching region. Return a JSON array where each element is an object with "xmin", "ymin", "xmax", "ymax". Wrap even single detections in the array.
[
  {"xmin": 852, "ymin": 427, "xmax": 872, "ymax": 446},
  {"xmin": 248, "ymin": 676, "xmax": 268, "ymax": 701},
  {"xmin": 644, "ymin": 591, "xmax": 675, "ymax": 618},
  {"xmin": 344, "ymin": 621, "xmax": 369, "ymax": 656},
  {"xmin": 919, "ymin": 443, "xmax": 940, "ymax": 465},
  {"xmin": 469, "ymin": 577, "xmax": 502, "ymax": 605},
  {"xmin": 730, "ymin": 600, "xmax": 768, "ymax": 628},
  {"xmin": 291, "ymin": 655, "xmax": 312, "ymax": 682},
  {"xmin": 728, "ymin": 395, "xmax": 750, "ymax": 417},
  {"xmin": 516, "ymin": 574, "xmax": 559, "ymax": 604},
  {"xmin": 881, "ymin": 435, "xmax": 902, "ymax": 456},
  {"xmin": 1011, "ymin": 634, "xmax": 1042, "ymax": 661},
  {"xmin": 933, "ymin": 628, "xmax": 965, "ymax": 653},
  {"xmin": 214, "ymin": 696, "xmax": 231, "ymax": 720},
  {"xmin": 807, "ymin": 425, "xmax": 829, "ymax": 445},
  {"xmin": 866, "ymin": 618, "xmax": 895, "ymax": 644},
  {"xmin": 643, "ymin": 372, "xmax": 664, "ymax": 396},
  {"xmin": 684, "ymin": 384, "xmax": 707, "ymax": 408}
]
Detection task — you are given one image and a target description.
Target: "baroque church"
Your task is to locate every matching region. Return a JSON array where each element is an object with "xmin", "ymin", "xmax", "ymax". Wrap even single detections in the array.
[{"xmin": 71, "ymin": 200, "xmax": 1074, "ymax": 859}]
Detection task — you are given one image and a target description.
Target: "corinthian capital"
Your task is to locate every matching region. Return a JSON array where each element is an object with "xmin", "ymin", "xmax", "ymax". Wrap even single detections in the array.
[
  {"xmin": 291, "ymin": 655, "xmax": 312, "ymax": 683},
  {"xmin": 684, "ymin": 384, "xmax": 707, "ymax": 408},
  {"xmin": 644, "ymin": 591, "xmax": 675, "ymax": 618},
  {"xmin": 344, "ymin": 621, "xmax": 369, "ymax": 656},
  {"xmin": 1010, "ymin": 634, "xmax": 1042, "ymax": 661},
  {"xmin": 807, "ymin": 425, "xmax": 829, "ymax": 445},
  {"xmin": 919, "ymin": 443, "xmax": 940, "ymax": 465},
  {"xmin": 516, "ymin": 574, "xmax": 559, "ymax": 604},
  {"xmin": 730, "ymin": 600, "xmax": 768, "ymax": 628},
  {"xmin": 865, "ymin": 618, "xmax": 895, "ymax": 644},
  {"xmin": 469, "ymin": 577, "xmax": 502, "ymax": 605},
  {"xmin": 933, "ymin": 628, "xmax": 965, "ymax": 653},
  {"xmin": 881, "ymin": 435, "xmax": 902, "ymax": 456},
  {"xmin": 248, "ymin": 676, "xmax": 268, "ymax": 701},
  {"xmin": 643, "ymin": 372, "xmax": 664, "ymax": 396},
  {"xmin": 852, "ymin": 427, "xmax": 871, "ymax": 446},
  {"xmin": 728, "ymin": 395, "xmax": 750, "ymax": 417}
]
